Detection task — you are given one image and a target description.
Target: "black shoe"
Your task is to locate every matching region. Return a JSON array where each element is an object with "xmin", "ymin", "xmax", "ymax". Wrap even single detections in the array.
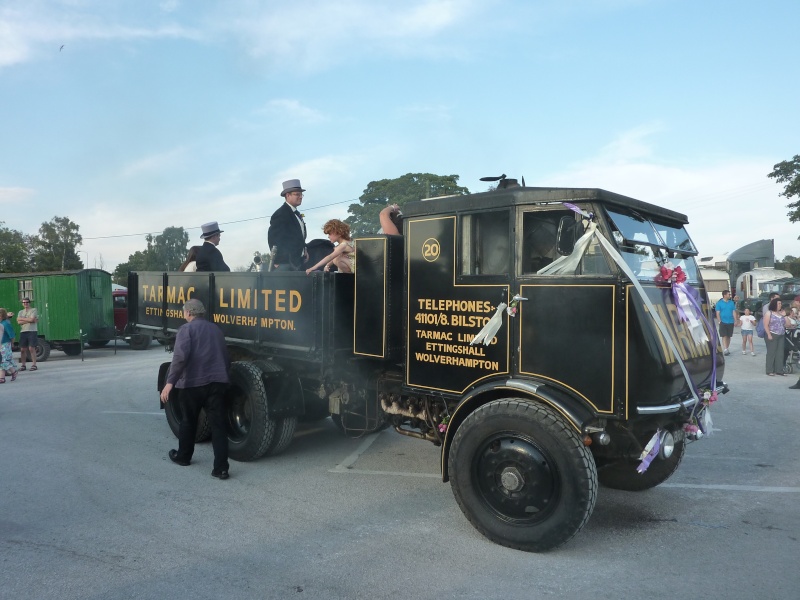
[
  {"xmin": 211, "ymin": 468, "xmax": 229, "ymax": 480},
  {"xmin": 789, "ymin": 382, "xmax": 800, "ymax": 390},
  {"xmin": 168, "ymin": 449, "xmax": 190, "ymax": 466}
]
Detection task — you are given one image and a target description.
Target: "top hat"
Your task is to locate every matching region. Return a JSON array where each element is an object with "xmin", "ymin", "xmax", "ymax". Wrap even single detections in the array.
[
  {"xmin": 281, "ymin": 179, "xmax": 306, "ymax": 197},
  {"xmin": 200, "ymin": 221, "xmax": 224, "ymax": 239}
]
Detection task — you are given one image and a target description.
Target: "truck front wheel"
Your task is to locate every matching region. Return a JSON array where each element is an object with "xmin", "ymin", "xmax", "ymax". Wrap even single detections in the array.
[
  {"xmin": 449, "ymin": 399, "xmax": 597, "ymax": 552},
  {"xmin": 225, "ymin": 362, "xmax": 275, "ymax": 462}
]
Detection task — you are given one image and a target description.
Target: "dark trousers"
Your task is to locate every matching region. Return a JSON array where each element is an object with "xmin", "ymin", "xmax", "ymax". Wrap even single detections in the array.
[{"xmin": 177, "ymin": 383, "xmax": 229, "ymax": 471}]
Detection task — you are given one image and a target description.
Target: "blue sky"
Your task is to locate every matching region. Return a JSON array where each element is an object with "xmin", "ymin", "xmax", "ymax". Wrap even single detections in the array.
[{"xmin": 1, "ymin": 0, "xmax": 798, "ymax": 271}]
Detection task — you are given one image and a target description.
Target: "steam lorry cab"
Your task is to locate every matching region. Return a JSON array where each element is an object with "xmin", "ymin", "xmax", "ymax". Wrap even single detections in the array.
[{"xmin": 130, "ymin": 185, "xmax": 725, "ymax": 552}]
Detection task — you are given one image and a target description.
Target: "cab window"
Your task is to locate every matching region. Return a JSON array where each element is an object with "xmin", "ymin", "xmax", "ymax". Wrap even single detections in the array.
[
  {"xmin": 520, "ymin": 208, "xmax": 611, "ymax": 276},
  {"xmin": 460, "ymin": 211, "xmax": 510, "ymax": 276}
]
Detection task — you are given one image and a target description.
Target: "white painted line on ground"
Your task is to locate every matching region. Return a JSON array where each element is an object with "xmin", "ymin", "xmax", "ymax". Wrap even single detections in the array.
[
  {"xmin": 330, "ymin": 432, "xmax": 383, "ymax": 472},
  {"xmin": 102, "ymin": 411, "xmax": 164, "ymax": 415},
  {"xmin": 662, "ymin": 483, "xmax": 800, "ymax": 493},
  {"xmin": 329, "ymin": 467, "xmax": 440, "ymax": 478}
]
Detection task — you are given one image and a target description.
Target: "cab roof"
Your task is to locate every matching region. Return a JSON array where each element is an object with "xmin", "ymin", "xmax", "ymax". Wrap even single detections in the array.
[{"xmin": 402, "ymin": 186, "xmax": 689, "ymax": 225}]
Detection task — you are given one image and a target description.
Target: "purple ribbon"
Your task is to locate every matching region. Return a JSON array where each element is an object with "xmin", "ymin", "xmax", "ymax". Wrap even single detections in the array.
[{"xmin": 667, "ymin": 281, "xmax": 719, "ymax": 425}]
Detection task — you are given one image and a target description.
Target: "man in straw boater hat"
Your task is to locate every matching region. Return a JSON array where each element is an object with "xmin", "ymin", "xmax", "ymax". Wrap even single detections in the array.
[
  {"xmin": 195, "ymin": 221, "xmax": 230, "ymax": 272},
  {"xmin": 160, "ymin": 298, "xmax": 231, "ymax": 480},
  {"xmin": 268, "ymin": 179, "xmax": 308, "ymax": 271}
]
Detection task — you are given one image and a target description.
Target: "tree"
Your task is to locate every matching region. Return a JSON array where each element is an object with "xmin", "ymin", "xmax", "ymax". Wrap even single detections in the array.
[
  {"xmin": 31, "ymin": 216, "xmax": 83, "ymax": 272},
  {"xmin": 346, "ymin": 173, "xmax": 470, "ymax": 236},
  {"xmin": 0, "ymin": 222, "xmax": 32, "ymax": 273},
  {"xmin": 144, "ymin": 226, "xmax": 189, "ymax": 271},
  {"xmin": 112, "ymin": 227, "xmax": 189, "ymax": 285},
  {"xmin": 767, "ymin": 155, "xmax": 800, "ymax": 222},
  {"xmin": 113, "ymin": 251, "xmax": 150, "ymax": 286}
]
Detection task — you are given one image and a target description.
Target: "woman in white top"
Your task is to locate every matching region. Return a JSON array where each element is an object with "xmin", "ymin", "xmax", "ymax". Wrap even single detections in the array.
[{"xmin": 179, "ymin": 246, "xmax": 201, "ymax": 272}]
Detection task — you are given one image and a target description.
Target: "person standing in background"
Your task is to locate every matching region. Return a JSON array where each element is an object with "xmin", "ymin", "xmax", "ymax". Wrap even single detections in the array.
[
  {"xmin": 195, "ymin": 222, "xmax": 230, "ymax": 272},
  {"xmin": 763, "ymin": 297, "xmax": 786, "ymax": 376},
  {"xmin": 739, "ymin": 307, "xmax": 756, "ymax": 356},
  {"xmin": 16, "ymin": 297, "xmax": 39, "ymax": 371},
  {"xmin": 716, "ymin": 290, "xmax": 737, "ymax": 356},
  {"xmin": 160, "ymin": 299, "xmax": 231, "ymax": 480},
  {"xmin": 268, "ymin": 179, "xmax": 308, "ymax": 271},
  {"xmin": 0, "ymin": 308, "xmax": 19, "ymax": 383}
]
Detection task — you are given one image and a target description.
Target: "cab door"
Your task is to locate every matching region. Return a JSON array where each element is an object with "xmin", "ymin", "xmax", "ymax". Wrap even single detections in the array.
[{"xmin": 513, "ymin": 206, "xmax": 619, "ymax": 416}]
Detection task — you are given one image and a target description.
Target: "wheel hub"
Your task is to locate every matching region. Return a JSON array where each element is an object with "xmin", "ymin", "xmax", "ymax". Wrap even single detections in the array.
[
  {"xmin": 500, "ymin": 467, "xmax": 524, "ymax": 492},
  {"xmin": 474, "ymin": 435, "xmax": 559, "ymax": 523}
]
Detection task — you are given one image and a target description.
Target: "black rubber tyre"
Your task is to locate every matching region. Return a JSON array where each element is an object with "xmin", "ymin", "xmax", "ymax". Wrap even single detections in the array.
[
  {"xmin": 161, "ymin": 364, "xmax": 211, "ymax": 442},
  {"xmin": 267, "ymin": 416, "xmax": 297, "ymax": 456},
  {"xmin": 62, "ymin": 343, "xmax": 82, "ymax": 356},
  {"xmin": 128, "ymin": 334, "xmax": 152, "ymax": 350},
  {"xmin": 164, "ymin": 396, "xmax": 212, "ymax": 443},
  {"xmin": 225, "ymin": 362, "xmax": 275, "ymax": 462},
  {"xmin": 448, "ymin": 399, "xmax": 597, "ymax": 552},
  {"xmin": 88, "ymin": 340, "xmax": 110, "ymax": 348},
  {"xmin": 35, "ymin": 339, "xmax": 51, "ymax": 362},
  {"xmin": 598, "ymin": 438, "xmax": 686, "ymax": 492},
  {"xmin": 252, "ymin": 361, "xmax": 298, "ymax": 456}
]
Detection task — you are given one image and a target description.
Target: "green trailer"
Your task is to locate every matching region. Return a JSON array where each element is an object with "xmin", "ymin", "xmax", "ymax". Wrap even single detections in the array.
[{"xmin": 0, "ymin": 269, "xmax": 116, "ymax": 360}]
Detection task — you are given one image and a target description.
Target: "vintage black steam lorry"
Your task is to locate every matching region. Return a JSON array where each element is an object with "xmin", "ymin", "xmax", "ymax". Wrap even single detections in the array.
[{"xmin": 129, "ymin": 184, "xmax": 725, "ymax": 551}]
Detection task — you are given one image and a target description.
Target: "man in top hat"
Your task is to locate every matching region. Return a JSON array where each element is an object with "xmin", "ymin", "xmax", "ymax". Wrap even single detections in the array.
[
  {"xmin": 195, "ymin": 221, "xmax": 230, "ymax": 272},
  {"xmin": 268, "ymin": 179, "xmax": 308, "ymax": 271}
]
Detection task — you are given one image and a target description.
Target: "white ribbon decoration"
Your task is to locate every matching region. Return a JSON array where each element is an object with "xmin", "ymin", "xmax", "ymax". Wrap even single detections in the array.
[
  {"xmin": 675, "ymin": 284, "xmax": 708, "ymax": 345},
  {"xmin": 470, "ymin": 303, "xmax": 507, "ymax": 346}
]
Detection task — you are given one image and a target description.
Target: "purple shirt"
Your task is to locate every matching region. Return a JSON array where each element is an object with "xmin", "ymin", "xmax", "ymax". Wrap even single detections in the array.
[{"xmin": 167, "ymin": 317, "xmax": 231, "ymax": 388}]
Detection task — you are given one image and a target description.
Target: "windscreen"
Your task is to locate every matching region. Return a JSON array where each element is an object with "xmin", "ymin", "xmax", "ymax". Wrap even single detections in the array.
[{"xmin": 605, "ymin": 209, "xmax": 699, "ymax": 282}]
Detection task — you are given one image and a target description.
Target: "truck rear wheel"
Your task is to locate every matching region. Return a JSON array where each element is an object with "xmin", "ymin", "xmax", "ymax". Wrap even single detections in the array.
[
  {"xmin": 448, "ymin": 399, "xmax": 597, "ymax": 552},
  {"xmin": 253, "ymin": 360, "xmax": 297, "ymax": 456},
  {"xmin": 62, "ymin": 343, "xmax": 82, "ymax": 356},
  {"xmin": 225, "ymin": 362, "xmax": 275, "ymax": 462},
  {"xmin": 597, "ymin": 438, "xmax": 685, "ymax": 491},
  {"xmin": 35, "ymin": 339, "xmax": 51, "ymax": 362}
]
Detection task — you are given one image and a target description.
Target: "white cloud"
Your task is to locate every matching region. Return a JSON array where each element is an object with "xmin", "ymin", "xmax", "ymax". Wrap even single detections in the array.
[
  {"xmin": 546, "ymin": 126, "xmax": 797, "ymax": 259},
  {"xmin": 218, "ymin": 0, "xmax": 478, "ymax": 71},
  {"xmin": 0, "ymin": 0, "xmax": 482, "ymax": 71},
  {"xmin": 400, "ymin": 103, "xmax": 453, "ymax": 123},
  {"xmin": 259, "ymin": 99, "xmax": 326, "ymax": 123},
  {"xmin": 120, "ymin": 146, "xmax": 188, "ymax": 178},
  {"xmin": 0, "ymin": 186, "xmax": 36, "ymax": 205},
  {"xmin": 159, "ymin": 0, "xmax": 180, "ymax": 13},
  {"xmin": 0, "ymin": 2, "xmax": 203, "ymax": 69}
]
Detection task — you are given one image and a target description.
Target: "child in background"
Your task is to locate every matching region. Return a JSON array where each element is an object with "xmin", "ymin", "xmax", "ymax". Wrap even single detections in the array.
[{"xmin": 739, "ymin": 307, "xmax": 756, "ymax": 356}]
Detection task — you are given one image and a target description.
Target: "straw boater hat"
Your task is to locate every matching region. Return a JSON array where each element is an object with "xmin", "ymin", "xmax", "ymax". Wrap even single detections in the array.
[
  {"xmin": 200, "ymin": 222, "xmax": 224, "ymax": 239},
  {"xmin": 281, "ymin": 179, "xmax": 306, "ymax": 197}
]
